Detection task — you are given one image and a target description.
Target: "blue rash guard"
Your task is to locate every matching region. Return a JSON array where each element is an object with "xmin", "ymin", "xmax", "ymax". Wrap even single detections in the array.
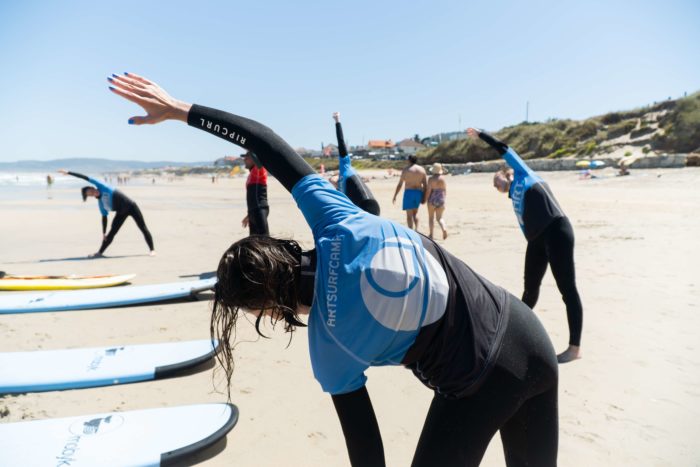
[
  {"xmin": 293, "ymin": 174, "xmax": 508, "ymax": 396},
  {"xmin": 504, "ymin": 148, "xmax": 565, "ymax": 241},
  {"xmin": 186, "ymin": 105, "xmax": 507, "ymax": 398},
  {"xmin": 337, "ymin": 155, "xmax": 357, "ymax": 194},
  {"xmin": 476, "ymin": 132, "xmax": 566, "ymax": 241},
  {"xmin": 88, "ymin": 177, "xmax": 115, "ymax": 216},
  {"xmin": 67, "ymin": 171, "xmax": 124, "ymax": 216}
]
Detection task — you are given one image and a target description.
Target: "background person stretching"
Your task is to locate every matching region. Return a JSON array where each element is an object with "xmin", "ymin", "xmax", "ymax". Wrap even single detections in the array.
[
  {"xmin": 332, "ymin": 112, "xmax": 380, "ymax": 216},
  {"xmin": 59, "ymin": 170, "xmax": 155, "ymax": 258},
  {"xmin": 241, "ymin": 151, "xmax": 270, "ymax": 235},
  {"xmin": 425, "ymin": 162, "xmax": 449, "ymax": 240},
  {"xmin": 109, "ymin": 72, "xmax": 558, "ymax": 467},
  {"xmin": 467, "ymin": 128, "xmax": 583, "ymax": 363}
]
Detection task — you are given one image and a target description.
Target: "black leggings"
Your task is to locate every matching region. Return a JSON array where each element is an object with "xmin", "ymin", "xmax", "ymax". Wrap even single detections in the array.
[
  {"xmin": 248, "ymin": 207, "xmax": 270, "ymax": 236},
  {"xmin": 412, "ymin": 298, "xmax": 558, "ymax": 467},
  {"xmin": 99, "ymin": 203, "xmax": 154, "ymax": 254},
  {"xmin": 522, "ymin": 217, "xmax": 583, "ymax": 346}
]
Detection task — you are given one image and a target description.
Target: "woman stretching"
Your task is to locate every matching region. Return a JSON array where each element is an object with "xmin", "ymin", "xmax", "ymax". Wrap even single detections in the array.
[
  {"xmin": 59, "ymin": 169, "xmax": 155, "ymax": 257},
  {"xmin": 110, "ymin": 73, "xmax": 558, "ymax": 466},
  {"xmin": 467, "ymin": 128, "xmax": 583, "ymax": 363},
  {"xmin": 332, "ymin": 111, "xmax": 380, "ymax": 215}
]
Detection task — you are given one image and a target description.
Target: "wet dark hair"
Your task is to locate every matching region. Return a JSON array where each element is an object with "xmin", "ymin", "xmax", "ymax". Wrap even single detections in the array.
[
  {"xmin": 211, "ymin": 236, "xmax": 307, "ymax": 395},
  {"xmin": 408, "ymin": 155, "xmax": 418, "ymax": 165},
  {"xmin": 81, "ymin": 186, "xmax": 93, "ymax": 201}
]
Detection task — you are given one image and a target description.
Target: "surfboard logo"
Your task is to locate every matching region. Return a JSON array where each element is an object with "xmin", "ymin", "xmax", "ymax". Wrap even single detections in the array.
[
  {"xmin": 69, "ymin": 414, "xmax": 124, "ymax": 436},
  {"xmin": 359, "ymin": 237, "xmax": 448, "ymax": 331},
  {"xmin": 86, "ymin": 347, "xmax": 126, "ymax": 371},
  {"xmin": 56, "ymin": 416, "xmax": 124, "ymax": 465}
]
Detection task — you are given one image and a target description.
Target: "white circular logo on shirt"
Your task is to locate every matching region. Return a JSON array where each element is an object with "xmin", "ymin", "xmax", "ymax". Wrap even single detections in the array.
[{"xmin": 360, "ymin": 237, "xmax": 449, "ymax": 331}]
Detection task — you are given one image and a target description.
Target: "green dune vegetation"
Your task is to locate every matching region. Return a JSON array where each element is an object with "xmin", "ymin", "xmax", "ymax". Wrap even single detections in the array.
[{"xmin": 420, "ymin": 91, "xmax": 700, "ymax": 164}]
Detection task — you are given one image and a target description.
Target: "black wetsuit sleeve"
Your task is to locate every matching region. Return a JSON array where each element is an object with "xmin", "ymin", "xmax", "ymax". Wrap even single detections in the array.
[
  {"xmin": 101, "ymin": 216, "xmax": 107, "ymax": 234},
  {"xmin": 477, "ymin": 130, "xmax": 508, "ymax": 156},
  {"xmin": 335, "ymin": 121, "xmax": 381, "ymax": 215},
  {"xmin": 187, "ymin": 104, "xmax": 314, "ymax": 192},
  {"xmin": 331, "ymin": 386, "xmax": 385, "ymax": 467},
  {"xmin": 66, "ymin": 171, "xmax": 90, "ymax": 182},
  {"xmin": 345, "ymin": 180, "xmax": 381, "ymax": 215},
  {"xmin": 335, "ymin": 122, "xmax": 348, "ymax": 157}
]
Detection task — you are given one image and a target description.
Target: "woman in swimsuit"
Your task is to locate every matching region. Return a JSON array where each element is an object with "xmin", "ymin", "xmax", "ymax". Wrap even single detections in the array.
[{"xmin": 425, "ymin": 163, "xmax": 448, "ymax": 240}]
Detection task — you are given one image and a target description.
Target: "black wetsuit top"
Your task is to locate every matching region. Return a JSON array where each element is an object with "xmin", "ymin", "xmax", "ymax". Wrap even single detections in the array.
[
  {"xmin": 245, "ymin": 166, "xmax": 269, "ymax": 209},
  {"xmin": 335, "ymin": 121, "xmax": 380, "ymax": 215},
  {"xmin": 67, "ymin": 171, "xmax": 135, "ymax": 233},
  {"xmin": 187, "ymin": 105, "xmax": 509, "ymax": 465},
  {"xmin": 478, "ymin": 131, "xmax": 565, "ymax": 241}
]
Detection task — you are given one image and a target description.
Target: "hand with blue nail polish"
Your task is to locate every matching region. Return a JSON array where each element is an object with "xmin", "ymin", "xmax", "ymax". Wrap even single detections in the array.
[{"xmin": 107, "ymin": 72, "xmax": 191, "ymax": 125}]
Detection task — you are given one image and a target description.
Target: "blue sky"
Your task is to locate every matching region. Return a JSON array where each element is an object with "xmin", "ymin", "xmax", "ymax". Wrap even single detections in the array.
[{"xmin": 1, "ymin": 0, "xmax": 698, "ymax": 162}]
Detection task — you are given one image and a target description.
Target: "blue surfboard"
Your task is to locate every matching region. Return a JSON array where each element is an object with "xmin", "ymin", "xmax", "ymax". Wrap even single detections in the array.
[
  {"xmin": 0, "ymin": 339, "xmax": 218, "ymax": 394},
  {"xmin": 0, "ymin": 277, "xmax": 216, "ymax": 314}
]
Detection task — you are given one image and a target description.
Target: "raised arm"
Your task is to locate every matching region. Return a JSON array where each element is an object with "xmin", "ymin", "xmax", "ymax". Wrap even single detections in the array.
[
  {"xmin": 59, "ymin": 169, "xmax": 112, "ymax": 194},
  {"xmin": 187, "ymin": 105, "xmax": 314, "ymax": 191},
  {"xmin": 333, "ymin": 112, "xmax": 349, "ymax": 157},
  {"xmin": 467, "ymin": 127, "xmax": 530, "ymax": 174},
  {"xmin": 108, "ymin": 73, "xmax": 314, "ymax": 192},
  {"xmin": 331, "ymin": 386, "xmax": 385, "ymax": 466},
  {"xmin": 466, "ymin": 127, "xmax": 507, "ymax": 155},
  {"xmin": 59, "ymin": 169, "xmax": 90, "ymax": 182}
]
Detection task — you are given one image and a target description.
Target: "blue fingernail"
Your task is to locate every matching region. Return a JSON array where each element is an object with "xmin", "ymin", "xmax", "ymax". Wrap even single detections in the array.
[
  {"xmin": 128, "ymin": 118, "xmax": 134, "ymax": 124},
  {"xmin": 109, "ymin": 86, "xmax": 115, "ymax": 91},
  {"xmin": 124, "ymin": 72, "xmax": 129, "ymax": 75},
  {"xmin": 112, "ymin": 73, "xmax": 118, "ymax": 78},
  {"xmin": 107, "ymin": 77, "xmax": 113, "ymax": 82}
]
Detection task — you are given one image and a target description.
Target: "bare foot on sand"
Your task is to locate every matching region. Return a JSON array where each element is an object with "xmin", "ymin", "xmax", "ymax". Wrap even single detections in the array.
[
  {"xmin": 557, "ymin": 345, "xmax": 581, "ymax": 363},
  {"xmin": 442, "ymin": 230, "xmax": 448, "ymax": 240},
  {"xmin": 149, "ymin": 250, "xmax": 157, "ymax": 257}
]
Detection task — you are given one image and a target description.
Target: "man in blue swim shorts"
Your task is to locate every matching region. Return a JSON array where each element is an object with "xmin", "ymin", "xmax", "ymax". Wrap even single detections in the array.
[{"xmin": 392, "ymin": 155, "xmax": 428, "ymax": 230}]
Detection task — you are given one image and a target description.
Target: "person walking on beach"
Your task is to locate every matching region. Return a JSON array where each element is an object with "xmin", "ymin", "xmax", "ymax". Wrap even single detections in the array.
[
  {"xmin": 59, "ymin": 169, "xmax": 155, "ymax": 257},
  {"xmin": 425, "ymin": 162, "xmax": 449, "ymax": 240},
  {"xmin": 241, "ymin": 151, "xmax": 270, "ymax": 236},
  {"xmin": 333, "ymin": 112, "xmax": 380, "ymax": 216},
  {"xmin": 467, "ymin": 128, "xmax": 583, "ymax": 363},
  {"xmin": 392, "ymin": 155, "xmax": 428, "ymax": 230},
  {"xmin": 109, "ymin": 72, "xmax": 558, "ymax": 467}
]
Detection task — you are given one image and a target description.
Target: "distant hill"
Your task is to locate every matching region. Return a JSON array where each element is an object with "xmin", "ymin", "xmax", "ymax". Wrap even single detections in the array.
[
  {"xmin": 420, "ymin": 91, "xmax": 700, "ymax": 163},
  {"xmin": 0, "ymin": 158, "xmax": 214, "ymax": 173}
]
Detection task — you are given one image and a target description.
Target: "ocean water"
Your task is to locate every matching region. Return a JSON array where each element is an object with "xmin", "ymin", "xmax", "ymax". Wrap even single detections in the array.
[{"xmin": 0, "ymin": 172, "xmax": 145, "ymax": 203}]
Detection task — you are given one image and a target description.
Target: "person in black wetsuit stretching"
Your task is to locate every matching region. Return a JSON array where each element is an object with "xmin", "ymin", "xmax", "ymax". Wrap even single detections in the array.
[
  {"xmin": 109, "ymin": 72, "xmax": 558, "ymax": 467},
  {"xmin": 59, "ymin": 169, "xmax": 155, "ymax": 257},
  {"xmin": 332, "ymin": 112, "xmax": 380, "ymax": 216},
  {"xmin": 467, "ymin": 128, "xmax": 583, "ymax": 363},
  {"xmin": 241, "ymin": 151, "xmax": 270, "ymax": 235}
]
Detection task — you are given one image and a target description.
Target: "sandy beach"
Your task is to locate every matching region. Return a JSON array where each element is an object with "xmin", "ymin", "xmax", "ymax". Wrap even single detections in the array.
[{"xmin": 1, "ymin": 167, "xmax": 699, "ymax": 466}]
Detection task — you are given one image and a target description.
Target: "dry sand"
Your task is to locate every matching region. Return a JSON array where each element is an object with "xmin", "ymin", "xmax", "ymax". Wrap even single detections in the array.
[{"xmin": 1, "ymin": 167, "xmax": 699, "ymax": 466}]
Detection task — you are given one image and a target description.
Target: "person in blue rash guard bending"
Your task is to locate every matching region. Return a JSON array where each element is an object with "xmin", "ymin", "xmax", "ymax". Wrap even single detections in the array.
[
  {"xmin": 59, "ymin": 169, "xmax": 155, "ymax": 258},
  {"xmin": 332, "ymin": 112, "xmax": 380, "ymax": 216},
  {"xmin": 467, "ymin": 128, "xmax": 583, "ymax": 364},
  {"xmin": 109, "ymin": 72, "xmax": 558, "ymax": 467}
]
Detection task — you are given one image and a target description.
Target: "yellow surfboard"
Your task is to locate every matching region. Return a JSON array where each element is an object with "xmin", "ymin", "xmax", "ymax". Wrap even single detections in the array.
[{"xmin": 0, "ymin": 274, "xmax": 136, "ymax": 291}]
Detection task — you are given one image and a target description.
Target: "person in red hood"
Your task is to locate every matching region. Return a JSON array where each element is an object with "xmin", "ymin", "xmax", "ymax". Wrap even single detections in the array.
[{"xmin": 241, "ymin": 151, "xmax": 270, "ymax": 235}]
